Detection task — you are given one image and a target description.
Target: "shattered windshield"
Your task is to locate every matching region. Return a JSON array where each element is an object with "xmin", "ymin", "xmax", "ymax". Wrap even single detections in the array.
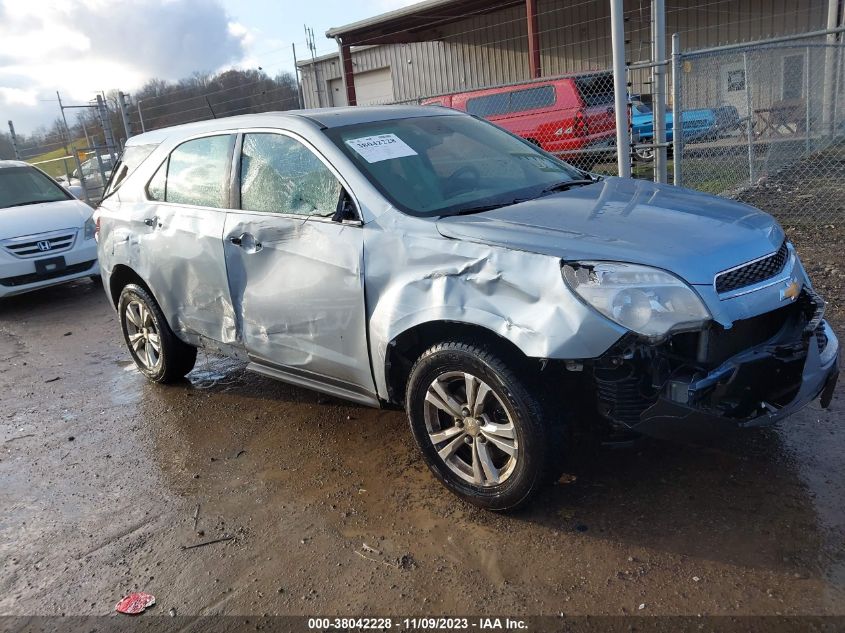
[{"xmin": 324, "ymin": 115, "xmax": 584, "ymax": 217}]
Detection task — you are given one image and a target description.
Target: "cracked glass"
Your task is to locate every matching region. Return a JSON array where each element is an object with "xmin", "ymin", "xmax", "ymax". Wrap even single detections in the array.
[{"xmin": 240, "ymin": 133, "xmax": 342, "ymax": 217}]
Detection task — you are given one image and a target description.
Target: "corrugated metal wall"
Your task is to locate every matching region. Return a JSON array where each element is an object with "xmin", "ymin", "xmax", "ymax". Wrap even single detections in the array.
[{"xmin": 299, "ymin": 0, "xmax": 829, "ymax": 108}]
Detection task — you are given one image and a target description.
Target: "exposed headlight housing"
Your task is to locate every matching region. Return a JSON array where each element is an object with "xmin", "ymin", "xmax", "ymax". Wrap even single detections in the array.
[
  {"xmin": 83, "ymin": 216, "xmax": 96, "ymax": 240},
  {"xmin": 562, "ymin": 261, "xmax": 710, "ymax": 339}
]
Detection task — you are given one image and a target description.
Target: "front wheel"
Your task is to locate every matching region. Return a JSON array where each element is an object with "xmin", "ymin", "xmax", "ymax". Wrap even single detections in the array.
[
  {"xmin": 406, "ymin": 342, "xmax": 563, "ymax": 511},
  {"xmin": 118, "ymin": 284, "xmax": 197, "ymax": 383}
]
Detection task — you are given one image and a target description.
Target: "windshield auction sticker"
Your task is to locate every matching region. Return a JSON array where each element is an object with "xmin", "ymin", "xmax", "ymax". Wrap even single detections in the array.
[{"xmin": 345, "ymin": 134, "xmax": 418, "ymax": 163}]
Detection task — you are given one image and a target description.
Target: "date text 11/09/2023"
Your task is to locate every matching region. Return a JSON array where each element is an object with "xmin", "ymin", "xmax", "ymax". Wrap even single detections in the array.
[{"xmin": 307, "ymin": 617, "xmax": 529, "ymax": 630}]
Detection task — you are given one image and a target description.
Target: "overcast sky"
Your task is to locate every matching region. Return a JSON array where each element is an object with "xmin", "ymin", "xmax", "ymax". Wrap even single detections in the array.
[{"xmin": 0, "ymin": 0, "xmax": 417, "ymax": 134}]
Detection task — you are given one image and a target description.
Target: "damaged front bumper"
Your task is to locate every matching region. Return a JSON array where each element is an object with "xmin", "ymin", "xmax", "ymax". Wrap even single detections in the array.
[{"xmin": 593, "ymin": 290, "xmax": 839, "ymax": 440}]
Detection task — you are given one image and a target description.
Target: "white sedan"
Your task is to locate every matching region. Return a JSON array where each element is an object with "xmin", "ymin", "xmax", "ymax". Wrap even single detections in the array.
[{"xmin": 0, "ymin": 160, "xmax": 100, "ymax": 298}]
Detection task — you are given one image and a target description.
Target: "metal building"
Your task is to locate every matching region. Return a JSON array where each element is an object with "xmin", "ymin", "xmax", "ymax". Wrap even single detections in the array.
[{"xmin": 297, "ymin": 0, "xmax": 834, "ymax": 108}]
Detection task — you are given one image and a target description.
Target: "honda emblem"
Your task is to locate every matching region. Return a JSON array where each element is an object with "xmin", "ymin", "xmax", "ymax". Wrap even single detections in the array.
[{"xmin": 36, "ymin": 240, "xmax": 52, "ymax": 252}]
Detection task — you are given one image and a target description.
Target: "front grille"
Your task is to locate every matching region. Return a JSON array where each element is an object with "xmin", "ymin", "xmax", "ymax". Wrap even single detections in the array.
[
  {"xmin": 1, "ymin": 230, "xmax": 77, "ymax": 258},
  {"xmin": 0, "ymin": 260, "xmax": 96, "ymax": 287},
  {"xmin": 696, "ymin": 301, "xmax": 800, "ymax": 366},
  {"xmin": 715, "ymin": 241, "xmax": 789, "ymax": 294},
  {"xmin": 815, "ymin": 322, "xmax": 828, "ymax": 355}
]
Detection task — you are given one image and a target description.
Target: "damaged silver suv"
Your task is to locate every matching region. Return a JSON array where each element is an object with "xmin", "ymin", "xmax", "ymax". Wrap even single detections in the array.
[{"xmin": 96, "ymin": 106, "xmax": 839, "ymax": 510}]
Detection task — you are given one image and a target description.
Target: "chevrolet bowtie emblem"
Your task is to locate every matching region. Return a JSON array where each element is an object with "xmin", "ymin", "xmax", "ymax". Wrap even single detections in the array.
[{"xmin": 781, "ymin": 279, "xmax": 801, "ymax": 301}]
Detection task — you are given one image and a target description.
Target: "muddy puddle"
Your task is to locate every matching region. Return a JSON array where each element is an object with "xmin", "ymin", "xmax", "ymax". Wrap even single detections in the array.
[{"xmin": 1, "ymin": 279, "xmax": 843, "ymax": 616}]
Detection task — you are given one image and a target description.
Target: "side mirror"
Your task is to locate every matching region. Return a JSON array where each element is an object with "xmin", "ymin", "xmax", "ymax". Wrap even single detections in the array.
[{"xmin": 332, "ymin": 190, "xmax": 358, "ymax": 223}]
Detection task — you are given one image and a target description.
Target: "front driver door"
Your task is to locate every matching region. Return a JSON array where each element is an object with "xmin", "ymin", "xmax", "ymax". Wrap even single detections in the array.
[{"xmin": 222, "ymin": 131, "xmax": 376, "ymax": 404}]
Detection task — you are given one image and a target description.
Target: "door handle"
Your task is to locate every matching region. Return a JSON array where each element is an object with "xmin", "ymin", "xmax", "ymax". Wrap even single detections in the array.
[{"xmin": 229, "ymin": 233, "xmax": 262, "ymax": 253}]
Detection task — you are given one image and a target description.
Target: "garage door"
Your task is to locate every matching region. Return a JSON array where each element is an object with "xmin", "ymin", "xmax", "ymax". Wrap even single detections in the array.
[{"xmin": 355, "ymin": 67, "xmax": 394, "ymax": 105}]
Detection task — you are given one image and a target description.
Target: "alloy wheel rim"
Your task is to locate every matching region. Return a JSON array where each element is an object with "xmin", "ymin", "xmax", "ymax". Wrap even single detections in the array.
[
  {"xmin": 124, "ymin": 300, "xmax": 161, "ymax": 370},
  {"xmin": 423, "ymin": 371, "xmax": 518, "ymax": 487}
]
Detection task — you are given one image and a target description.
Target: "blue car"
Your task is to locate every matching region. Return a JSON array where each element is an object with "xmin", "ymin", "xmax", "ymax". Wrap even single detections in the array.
[{"xmin": 632, "ymin": 99, "xmax": 741, "ymax": 161}]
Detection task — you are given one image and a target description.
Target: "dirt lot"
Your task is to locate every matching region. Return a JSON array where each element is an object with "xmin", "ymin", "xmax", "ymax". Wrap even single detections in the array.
[{"xmin": 0, "ymin": 253, "xmax": 843, "ymax": 622}]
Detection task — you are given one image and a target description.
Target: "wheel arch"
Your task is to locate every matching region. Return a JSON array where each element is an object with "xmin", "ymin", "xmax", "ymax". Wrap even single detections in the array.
[
  {"xmin": 383, "ymin": 319, "xmax": 537, "ymax": 406},
  {"xmin": 108, "ymin": 264, "xmax": 154, "ymax": 308}
]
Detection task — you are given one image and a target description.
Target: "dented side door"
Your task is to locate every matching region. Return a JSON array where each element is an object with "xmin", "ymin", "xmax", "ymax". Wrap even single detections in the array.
[{"xmin": 222, "ymin": 130, "xmax": 376, "ymax": 400}]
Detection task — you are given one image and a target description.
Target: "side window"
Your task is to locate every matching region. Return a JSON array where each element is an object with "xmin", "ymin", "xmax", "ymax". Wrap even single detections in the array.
[
  {"xmin": 465, "ymin": 86, "xmax": 554, "ymax": 117},
  {"xmin": 166, "ymin": 135, "xmax": 234, "ymax": 208},
  {"xmin": 466, "ymin": 93, "xmax": 509, "ymax": 117},
  {"xmin": 240, "ymin": 133, "xmax": 343, "ymax": 217},
  {"xmin": 511, "ymin": 86, "xmax": 555, "ymax": 112},
  {"xmin": 147, "ymin": 158, "xmax": 167, "ymax": 201}
]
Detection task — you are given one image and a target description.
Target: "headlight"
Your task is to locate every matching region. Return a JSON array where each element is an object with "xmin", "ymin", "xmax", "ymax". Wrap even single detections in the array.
[
  {"xmin": 83, "ymin": 216, "xmax": 96, "ymax": 240},
  {"xmin": 562, "ymin": 261, "xmax": 710, "ymax": 338}
]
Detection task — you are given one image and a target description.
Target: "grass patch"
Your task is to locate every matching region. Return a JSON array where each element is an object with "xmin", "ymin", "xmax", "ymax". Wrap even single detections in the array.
[{"xmin": 25, "ymin": 142, "xmax": 87, "ymax": 178}]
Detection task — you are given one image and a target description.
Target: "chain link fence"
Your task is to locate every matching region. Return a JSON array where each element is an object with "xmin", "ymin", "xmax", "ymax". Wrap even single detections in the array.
[
  {"xmin": 399, "ymin": 71, "xmax": 620, "ymax": 176},
  {"xmin": 675, "ymin": 32, "xmax": 845, "ymax": 228},
  {"xmin": 388, "ymin": 30, "xmax": 845, "ymax": 234},
  {"xmin": 21, "ymin": 143, "xmax": 115, "ymax": 208},
  {"xmin": 8, "ymin": 98, "xmax": 122, "ymax": 207}
]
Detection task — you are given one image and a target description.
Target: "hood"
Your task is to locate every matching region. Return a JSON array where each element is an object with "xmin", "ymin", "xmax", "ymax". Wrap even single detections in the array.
[
  {"xmin": 436, "ymin": 177, "xmax": 784, "ymax": 285},
  {"xmin": 0, "ymin": 199, "xmax": 93, "ymax": 239}
]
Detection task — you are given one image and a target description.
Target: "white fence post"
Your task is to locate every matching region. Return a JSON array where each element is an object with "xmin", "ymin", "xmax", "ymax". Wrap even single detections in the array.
[
  {"xmin": 671, "ymin": 33, "xmax": 683, "ymax": 187},
  {"xmin": 652, "ymin": 0, "xmax": 668, "ymax": 184},
  {"xmin": 610, "ymin": 0, "xmax": 631, "ymax": 178},
  {"xmin": 743, "ymin": 52, "xmax": 754, "ymax": 184}
]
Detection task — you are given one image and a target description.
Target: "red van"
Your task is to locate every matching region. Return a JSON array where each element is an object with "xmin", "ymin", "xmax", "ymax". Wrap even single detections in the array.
[{"xmin": 422, "ymin": 73, "xmax": 617, "ymax": 167}]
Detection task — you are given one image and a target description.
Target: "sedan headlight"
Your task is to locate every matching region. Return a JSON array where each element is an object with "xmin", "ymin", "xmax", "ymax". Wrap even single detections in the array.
[
  {"xmin": 83, "ymin": 216, "xmax": 96, "ymax": 240},
  {"xmin": 562, "ymin": 262, "xmax": 710, "ymax": 338}
]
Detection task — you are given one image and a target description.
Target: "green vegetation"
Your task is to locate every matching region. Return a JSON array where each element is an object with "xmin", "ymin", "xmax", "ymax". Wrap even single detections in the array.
[{"xmin": 26, "ymin": 143, "xmax": 87, "ymax": 178}]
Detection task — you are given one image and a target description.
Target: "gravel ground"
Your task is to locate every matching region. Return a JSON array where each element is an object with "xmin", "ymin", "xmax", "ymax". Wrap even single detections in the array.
[{"xmin": 732, "ymin": 142, "xmax": 845, "ymax": 328}]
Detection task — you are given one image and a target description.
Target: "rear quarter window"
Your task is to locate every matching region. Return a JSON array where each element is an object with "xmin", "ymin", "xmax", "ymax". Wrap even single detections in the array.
[
  {"xmin": 149, "ymin": 135, "xmax": 235, "ymax": 208},
  {"xmin": 466, "ymin": 85, "xmax": 555, "ymax": 117},
  {"xmin": 104, "ymin": 143, "xmax": 158, "ymax": 197}
]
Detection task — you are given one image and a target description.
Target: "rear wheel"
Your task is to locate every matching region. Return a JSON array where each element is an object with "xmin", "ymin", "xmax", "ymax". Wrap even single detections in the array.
[
  {"xmin": 118, "ymin": 284, "xmax": 196, "ymax": 383},
  {"xmin": 406, "ymin": 341, "xmax": 564, "ymax": 511}
]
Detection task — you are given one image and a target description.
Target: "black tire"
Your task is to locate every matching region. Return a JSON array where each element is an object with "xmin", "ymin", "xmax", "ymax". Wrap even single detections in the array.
[
  {"xmin": 117, "ymin": 283, "xmax": 197, "ymax": 383},
  {"xmin": 406, "ymin": 341, "xmax": 565, "ymax": 511}
]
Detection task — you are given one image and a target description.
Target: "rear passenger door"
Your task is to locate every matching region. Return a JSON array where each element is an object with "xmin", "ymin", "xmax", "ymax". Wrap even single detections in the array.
[
  {"xmin": 222, "ymin": 131, "xmax": 376, "ymax": 404},
  {"xmin": 141, "ymin": 133, "xmax": 239, "ymax": 347}
]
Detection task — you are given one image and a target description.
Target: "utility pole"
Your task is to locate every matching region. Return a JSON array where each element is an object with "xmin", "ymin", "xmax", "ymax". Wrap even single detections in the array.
[
  {"xmin": 117, "ymin": 91, "xmax": 133, "ymax": 140},
  {"xmin": 292, "ymin": 43, "xmax": 305, "ymax": 108},
  {"xmin": 305, "ymin": 25, "xmax": 323, "ymax": 107},
  {"xmin": 79, "ymin": 115, "xmax": 91, "ymax": 148},
  {"xmin": 7, "ymin": 121, "xmax": 21, "ymax": 160},
  {"xmin": 137, "ymin": 100, "xmax": 146, "ymax": 133}
]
